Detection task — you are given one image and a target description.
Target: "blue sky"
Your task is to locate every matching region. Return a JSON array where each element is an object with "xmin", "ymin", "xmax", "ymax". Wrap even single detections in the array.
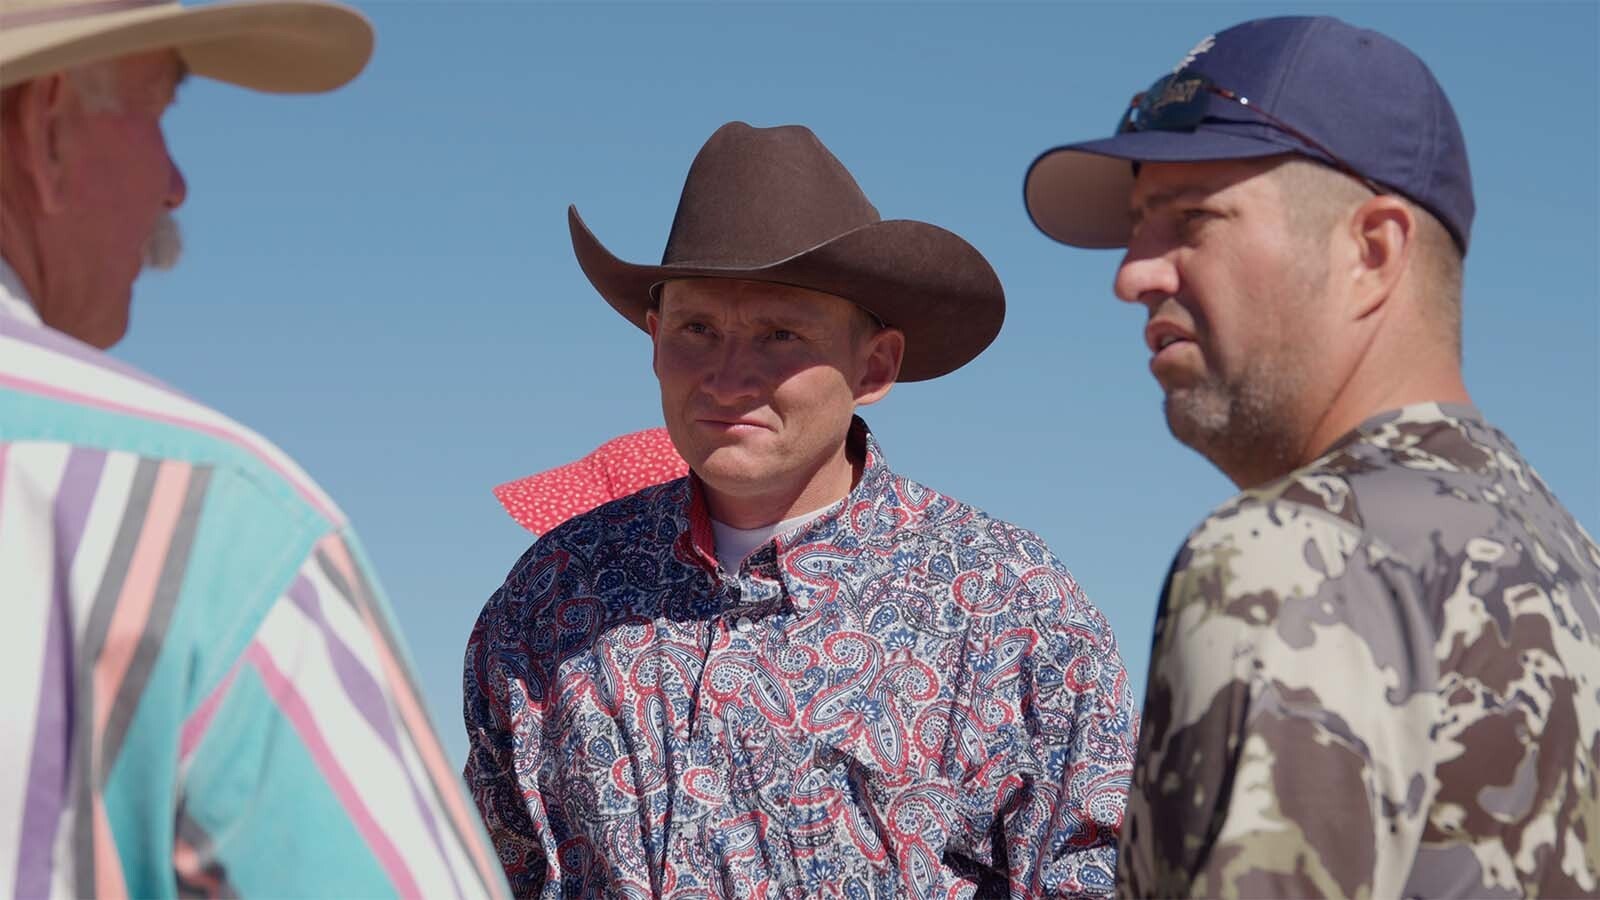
[{"xmin": 120, "ymin": 1, "xmax": 1598, "ymax": 764}]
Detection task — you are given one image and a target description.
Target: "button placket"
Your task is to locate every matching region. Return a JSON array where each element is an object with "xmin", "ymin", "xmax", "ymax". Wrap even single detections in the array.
[{"xmin": 690, "ymin": 608, "xmax": 740, "ymax": 811}]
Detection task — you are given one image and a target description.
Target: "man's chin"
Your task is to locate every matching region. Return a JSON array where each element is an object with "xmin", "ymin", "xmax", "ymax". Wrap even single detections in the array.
[
  {"xmin": 74, "ymin": 322, "xmax": 128, "ymax": 351},
  {"xmin": 50, "ymin": 297, "xmax": 131, "ymax": 350},
  {"xmin": 694, "ymin": 449, "xmax": 770, "ymax": 488},
  {"xmin": 1163, "ymin": 388, "xmax": 1231, "ymax": 453},
  {"xmin": 93, "ymin": 309, "xmax": 132, "ymax": 349},
  {"xmin": 1163, "ymin": 380, "xmax": 1303, "ymax": 486}
]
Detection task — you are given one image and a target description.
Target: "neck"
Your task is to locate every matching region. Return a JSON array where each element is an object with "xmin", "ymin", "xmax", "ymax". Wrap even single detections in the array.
[
  {"xmin": 1298, "ymin": 366, "xmax": 1470, "ymax": 468},
  {"xmin": 1281, "ymin": 325, "xmax": 1470, "ymax": 487},
  {"xmin": 0, "ymin": 188, "xmax": 46, "ymax": 312},
  {"xmin": 702, "ymin": 442, "xmax": 861, "ymax": 529}
]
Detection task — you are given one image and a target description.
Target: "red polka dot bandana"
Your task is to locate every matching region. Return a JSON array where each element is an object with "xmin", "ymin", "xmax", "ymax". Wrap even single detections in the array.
[{"xmin": 493, "ymin": 428, "xmax": 689, "ymax": 535}]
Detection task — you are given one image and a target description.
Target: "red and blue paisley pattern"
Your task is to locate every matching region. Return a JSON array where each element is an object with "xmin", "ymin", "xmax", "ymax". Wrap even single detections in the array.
[{"xmin": 465, "ymin": 421, "xmax": 1135, "ymax": 898}]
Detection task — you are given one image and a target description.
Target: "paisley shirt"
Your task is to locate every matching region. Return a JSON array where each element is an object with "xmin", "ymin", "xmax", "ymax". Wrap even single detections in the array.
[{"xmin": 465, "ymin": 420, "xmax": 1135, "ymax": 898}]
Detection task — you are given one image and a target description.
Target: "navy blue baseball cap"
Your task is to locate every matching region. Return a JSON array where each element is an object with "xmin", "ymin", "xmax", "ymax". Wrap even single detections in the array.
[{"xmin": 1024, "ymin": 16, "xmax": 1474, "ymax": 253}]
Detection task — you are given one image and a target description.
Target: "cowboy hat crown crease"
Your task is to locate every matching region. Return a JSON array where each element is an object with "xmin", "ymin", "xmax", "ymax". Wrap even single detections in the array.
[
  {"xmin": 662, "ymin": 122, "xmax": 881, "ymax": 268},
  {"xmin": 568, "ymin": 121, "xmax": 1006, "ymax": 383}
]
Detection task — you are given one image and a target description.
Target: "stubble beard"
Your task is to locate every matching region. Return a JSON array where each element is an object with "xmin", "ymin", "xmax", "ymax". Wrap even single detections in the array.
[
  {"xmin": 1163, "ymin": 253, "xmax": 1327, "ymax": 487},
  {"xmin": 1163, "ymin": 353, "xmax": 1308, "ymax": 486}
]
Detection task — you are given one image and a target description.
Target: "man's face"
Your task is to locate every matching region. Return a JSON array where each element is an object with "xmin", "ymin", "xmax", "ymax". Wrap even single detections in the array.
[
  {"xmin": 38, "ymin": 51, "xmax": 187, "ymax": 347},
  {"xmin": 647, "ymin": 278, "xmax": 899, "ymax": 519},
  {"xmin": 1114, "ymin": 157, "xmax": 1336, "ymax": 484}
]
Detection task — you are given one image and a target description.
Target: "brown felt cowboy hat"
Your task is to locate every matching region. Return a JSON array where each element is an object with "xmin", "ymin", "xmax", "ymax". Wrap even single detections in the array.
[
  {"xmin": 569, "ymin": 121, "xmax": 1006, "ymax": 382},
  {"xmin": 0, "ymin": 0, "xmax": 372, "ymax": 92}
]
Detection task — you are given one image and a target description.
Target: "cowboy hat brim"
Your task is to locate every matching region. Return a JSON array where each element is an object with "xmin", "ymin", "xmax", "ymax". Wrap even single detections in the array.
[
  {"xmin": 0, "ymin": 0, "xmax": 372, "ymax": 92},
  {"xmin": 569, "ymin": 206, "xmax": 1005, "ymax": 383}
]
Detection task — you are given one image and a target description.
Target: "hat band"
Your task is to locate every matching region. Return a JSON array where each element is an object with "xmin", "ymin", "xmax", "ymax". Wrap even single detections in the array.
[{"xmin": 0, "ymin": 0, "xmax": 169, "ymax": 29}]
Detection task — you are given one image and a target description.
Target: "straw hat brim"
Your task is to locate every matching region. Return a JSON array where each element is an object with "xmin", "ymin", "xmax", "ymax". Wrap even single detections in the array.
[
  {"xmin": 0, "ymin": 0, "xmax": 372, "ymax": 92},
  {"xmin": 569, "ymin": 207, "xmax": 1006, "ymax": 384}
]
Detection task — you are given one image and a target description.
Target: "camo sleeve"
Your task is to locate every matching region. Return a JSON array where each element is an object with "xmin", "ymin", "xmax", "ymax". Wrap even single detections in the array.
[{"xmin": 1117, "ymin": 498, "xmax": 1443, "ymax": 899}]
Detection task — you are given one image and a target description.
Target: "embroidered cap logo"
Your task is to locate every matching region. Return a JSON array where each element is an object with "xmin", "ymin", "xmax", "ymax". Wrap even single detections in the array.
[{"xmin": 1172, "ymin": 34, "xmax": 1215, "ymax": 73}]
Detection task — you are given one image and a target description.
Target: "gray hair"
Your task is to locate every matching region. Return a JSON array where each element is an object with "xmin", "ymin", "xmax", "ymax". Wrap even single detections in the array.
[{"xmin": 67, "ymin": 61, "xmax": 121, "ymax": 113}]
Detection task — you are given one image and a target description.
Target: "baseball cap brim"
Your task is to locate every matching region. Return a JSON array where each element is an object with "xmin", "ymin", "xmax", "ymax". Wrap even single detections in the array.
[{"xmin": 1023, "ymin": 125, "xmax": 1304, "ymax": 248}]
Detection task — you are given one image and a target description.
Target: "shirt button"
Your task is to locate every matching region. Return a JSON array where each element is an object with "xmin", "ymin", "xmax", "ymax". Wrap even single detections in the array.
[
  {"xmin": 735, "ymin": 616, "xmax": 754, "ymax": 633},
  {"xmin": 707, "ymin": 718, "xmax": 724, "ymax": 736}
]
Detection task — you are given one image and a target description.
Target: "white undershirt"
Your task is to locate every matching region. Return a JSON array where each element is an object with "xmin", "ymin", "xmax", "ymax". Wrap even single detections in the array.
[{"xmin": 711, "ymin": 507, "xmax": 831, "ymax": 573}]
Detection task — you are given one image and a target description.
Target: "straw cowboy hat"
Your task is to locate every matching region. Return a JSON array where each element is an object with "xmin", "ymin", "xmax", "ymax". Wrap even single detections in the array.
[
  {"xmin": 569, "ymin": 121, "xmax": 1006, "ymax": 382},
  {"xmin": 0, "ymin": 0, "xmax": 372, "ymax": 92}
]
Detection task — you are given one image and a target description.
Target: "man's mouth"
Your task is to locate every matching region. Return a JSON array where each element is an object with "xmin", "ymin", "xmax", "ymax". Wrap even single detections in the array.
[
  {"xmin": 697, "ymin": 416, "xmax": 770, "ymax": 431},
  {"xmin": 1144, "ymin": 320, "xmax": 1196, "ymax": 355}
]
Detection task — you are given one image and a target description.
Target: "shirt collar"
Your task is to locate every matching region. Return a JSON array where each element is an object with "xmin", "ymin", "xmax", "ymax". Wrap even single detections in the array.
[
  {"xmin": 1317, "ymin": 401, "xmax": 1486, "ymax": 459},
  {"xmin": 771, "ymin": 416, "xmax": 895, "ymax": 555},
  {"xmin": 0, "ymin": 256, "xmax": 42, "ymax": 327},
  {"xmin": 674, "ymin": 416, "xmax": 896, "ymax": 613}
]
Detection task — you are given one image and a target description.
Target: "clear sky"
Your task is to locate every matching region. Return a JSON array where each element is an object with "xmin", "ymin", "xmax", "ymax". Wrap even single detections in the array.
[{"xmin": 118, "ymin": 1, "xmax": 1599, "ymax": 765}]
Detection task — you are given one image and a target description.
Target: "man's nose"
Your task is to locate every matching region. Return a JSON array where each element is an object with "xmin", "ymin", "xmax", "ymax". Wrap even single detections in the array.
[
  {"xmin": 165, "ymin": 155, "xmax": 188, "ymax": 210},
  {"xmin": 1113, "ymin": 245, "xmax": 1179, "ymax": 308},
  {"xmin": 699, "ymin": 339, "xmax": 764, "ymax": 404}
]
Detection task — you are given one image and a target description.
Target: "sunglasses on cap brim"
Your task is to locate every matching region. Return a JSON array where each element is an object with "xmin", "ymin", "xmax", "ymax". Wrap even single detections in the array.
[{"xmin": 1118, "ymin": 71, "xmax": 1385, "ymax": 196}]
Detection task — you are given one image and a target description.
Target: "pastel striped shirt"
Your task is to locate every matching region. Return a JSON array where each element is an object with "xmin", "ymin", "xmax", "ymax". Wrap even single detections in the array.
[{"xmin": 0, "ymin": 269, "xmax": 508, "ymax": 899}]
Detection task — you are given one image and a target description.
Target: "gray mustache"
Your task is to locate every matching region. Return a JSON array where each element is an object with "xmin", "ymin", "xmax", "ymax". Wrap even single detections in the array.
[{"xmin": 144, "ymin": 212, "xmax": 183, "ymax": 271}]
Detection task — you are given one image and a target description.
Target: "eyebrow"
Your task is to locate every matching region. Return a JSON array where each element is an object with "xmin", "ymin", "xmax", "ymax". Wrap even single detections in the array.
[
  {"xmin": 1128, "ymin": 185, "xmax": 1213, "ymax": 227},
  {"xmin": 659, "ymin": 300, "xmax": 831, "ymax": 330},
  {"xmin": 667, "ymin": 306, "xmax": 821, "ymax": 326}
]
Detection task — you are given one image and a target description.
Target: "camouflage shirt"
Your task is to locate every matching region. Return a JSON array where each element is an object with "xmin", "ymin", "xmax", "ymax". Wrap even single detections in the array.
[{"xmin": 1118, "ymin": 403, "xmax": 1600, "ymax": 898}]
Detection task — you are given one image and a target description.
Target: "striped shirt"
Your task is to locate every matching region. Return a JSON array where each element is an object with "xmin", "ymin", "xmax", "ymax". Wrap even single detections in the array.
[{"xmin": 0, "ymin": 266, "xmax": 508, "ymax": 899}]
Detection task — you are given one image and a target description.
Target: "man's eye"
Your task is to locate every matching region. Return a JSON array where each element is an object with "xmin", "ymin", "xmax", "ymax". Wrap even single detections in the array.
[
  {"xmin": 770, "ymin": 329, "xmax": 799, "ymax": 342},
  {"xmin": 682, "ymin": 322, "xmax": 711, "ymax": 335},
  {"xmin": 1173, "ymin": 208, "xmax": 1219, "ymax": 241}
]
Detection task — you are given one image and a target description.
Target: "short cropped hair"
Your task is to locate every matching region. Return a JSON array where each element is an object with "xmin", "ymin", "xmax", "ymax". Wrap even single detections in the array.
[{"xmin": 1270, "ymin": 157, "xmax": 1463, "ymax": 355}]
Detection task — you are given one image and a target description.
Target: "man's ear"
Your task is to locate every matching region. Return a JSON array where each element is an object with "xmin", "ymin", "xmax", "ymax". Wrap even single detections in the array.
[
  {"xmin": 645, "ymin": 308, "xmax": 662, "ymax": 376},
  {"xmin": 5, "ymin": 74, "xmax": 75, "ymax": 216},
  {"xmin": 853, "ymin": 327, "xmax": 905, "ymax": 407},
  {"xmin": 1343, "ymin": 194, "xmax": 1417, "ymax": 320}
]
